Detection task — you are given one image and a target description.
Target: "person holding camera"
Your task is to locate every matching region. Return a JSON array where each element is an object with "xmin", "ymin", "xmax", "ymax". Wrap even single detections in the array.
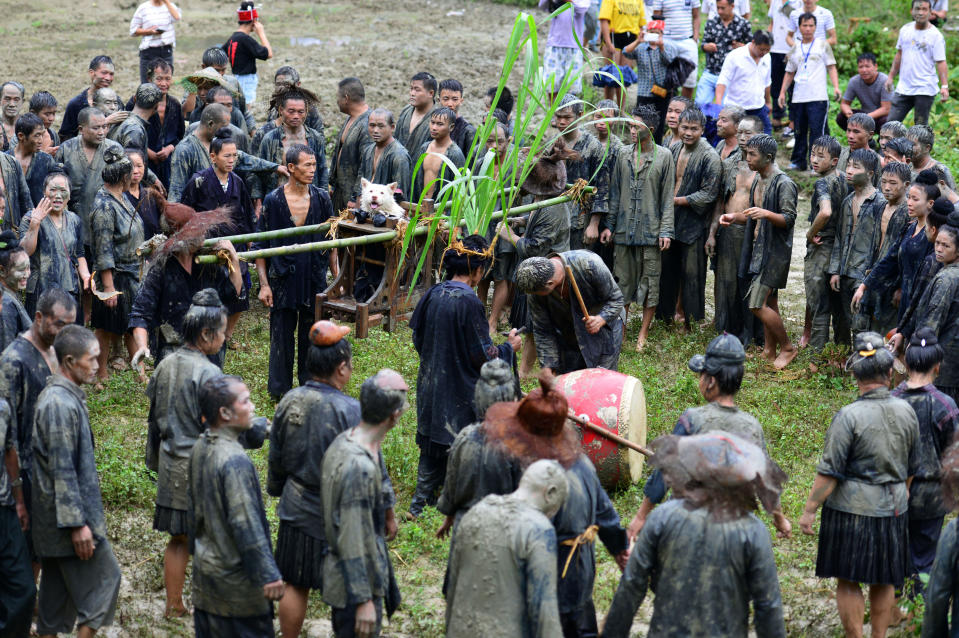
[
  {"xmin": 129, "ymin": 0, "xmax": 181, "ymax": 84},
  {"xmin": 223, "ymin": 1, "xmax": 274, "ymax": 106}
]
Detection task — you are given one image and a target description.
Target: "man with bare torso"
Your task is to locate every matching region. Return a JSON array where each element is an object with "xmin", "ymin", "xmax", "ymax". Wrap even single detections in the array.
[
  {"xmin": 414, "ymin": 107, "xmax": 465, "ymax": 203},
  {"xmin": 707, "ymin": 114, "xmax": 762, "ymax": 343},
  {"xmin": 660, "ymin": 107, "xmax": 721, "ymax": 330},
  {"xmin": 720, "ymin": 134, "xmax": 799, "ymax": 369},
  {"xmin": 255, "ymin": 144, "xmax": 335, "ymax": 399}
]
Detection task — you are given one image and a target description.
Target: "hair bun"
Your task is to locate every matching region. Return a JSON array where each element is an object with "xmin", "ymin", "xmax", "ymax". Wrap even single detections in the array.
[
  {"xmin": 0, "ymin": 230, "xmax": 19, "ymax": 250},
  {"xmin": 191, "ymin": 288, "xmax": 223, "ymax": 308},
  {"xmin": 213, "ymin": 127, "xmax": 233, "ymax": 141},
  {"xmin": 910, "ymin": 327, "xmax": 939, "ymax": 349},
  {"xmin": 102, "ymin": 147, "xmax": 127, "ymax": 165},
  {"xmin": 915, "ymin": 169, "xmax": 940, "ymax": 186}
]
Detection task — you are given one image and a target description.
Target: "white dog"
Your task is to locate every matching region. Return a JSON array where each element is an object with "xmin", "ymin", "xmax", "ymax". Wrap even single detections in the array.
[{"xmin": 359, "ymin": 178, "xmax": 406, "ymax": 217}]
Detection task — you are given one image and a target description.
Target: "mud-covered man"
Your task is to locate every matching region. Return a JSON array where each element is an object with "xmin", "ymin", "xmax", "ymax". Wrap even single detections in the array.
[
  {"xmin": 412, "ymin": 106, "xmax": 465, "ymax": 203},
  {"xmin": 0, "ymin": 289, "xmax": 75, "ymax": 579},
  {"xmin": 719, "ymin": 134, "xmax": 799, "ymax": 369},
  {"xmin": 321, "ymin": 370, "xmax": 408, "ymax": 637},
  {"xmin": 396, "ymin": 71, "xmax": 437, "ymax": 159},
  {"xmin": 445, "ymin": 460, "xmax": 569, "ymax": 638},
  {"xmin": 552, "ymin": 94, "xmax": 611, "ymax": 251},
  {"xmin": 601, "ymin": 105, "xmax": 674, "ymax": 352},
  {"xmin": 706, "ymin": 114, "xmax": 762, "ymax": 343},
  {"xmin": 255, "ymin": 144, "xmax": 335, "ymax": 399},
  {"xmin": 256, "ymin": 86, "xmax": 329, "ymax": 194},
  {"xmin": 32, "ymin": 325, "xmax": 122, "ymax": 638},
  {"xmin": 268, "ymin": 321, "xmax": 397, "ymax": 638},
  {"xmin": 602, "ymin": 431, "xmax": 787, "ymax": 637},
  {"xmin": 351, "ymin": 108, "xmax": 412, "ymax": 204},
  {"xmin": 329, "ymin": 77, "xmax": 371, "ymax": 212},
  {"xmin": 107, "ymin": 82, "xmax": 162, "ymax": 157},
  {"xmin": 408, "ymin": 236, "xmax": 519, "ymax": 519},
  {"xmin": 189, "ymin": 374, "xmax": 284, "ymax": 637},
  {"xmin": 659, "ymin": 107, "xmax": 721, "ymax": 329},
  {"xmin": 516, "ymin": 250, "xmax": 625, "ymax": 374}
]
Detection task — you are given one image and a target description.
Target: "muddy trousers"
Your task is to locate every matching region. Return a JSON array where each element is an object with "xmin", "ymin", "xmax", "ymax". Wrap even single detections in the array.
[
  {"xmin": 657, "ymin": 236, "xmax": 707, "ymax": 324},
  {"xmin": 0, "ymin": 505, "xmax": 34, "ymax": 638},
  {"xmin": 561, "ymin": 600, "xmax": 598, "ymax": 638},
  {"xmin": 268, "ymin": 306, "xmax": 314, "ymax": 398},
  {"xmin": 714, "ymin": 224, "xmax": 746, "ymax": 337},
  {"xmin": 410, "ymin": 446, "xmax": 449, "ymax": 517},
  {"xmin": 804, "ymin": 240, "xmax": 848, "ymax": 350}
]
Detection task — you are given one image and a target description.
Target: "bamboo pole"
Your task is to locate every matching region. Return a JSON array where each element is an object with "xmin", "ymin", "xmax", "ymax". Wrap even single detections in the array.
[
  {"xmin": 199, "ymin": 184, "xmax": 593, "ymax": 247},
  {"xmin": 195, "ymin": 189, "xmax": 592, "ymax": 264}
]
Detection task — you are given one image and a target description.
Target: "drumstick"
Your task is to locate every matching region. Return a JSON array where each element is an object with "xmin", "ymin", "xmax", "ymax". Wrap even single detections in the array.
[
  {"xmin": 566, "ymin": 410, "xmax": 654, "ymax": 457},
  {"xmin": 565, "ymin": 265, "xmax": 590, "ymax": 322}
]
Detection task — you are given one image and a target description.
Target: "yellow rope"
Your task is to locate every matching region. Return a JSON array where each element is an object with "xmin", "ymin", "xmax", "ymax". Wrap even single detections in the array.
[
  {"xmin": 326, "ymin": 209, "xmax": 353, "ymax": 240},
  {"xmin": 560, "ymin": 525, "xmax": 599, "ymax": 578},
  {"xmin": 563, "ymin": 178, "xmax": 594, "ymax": 215}
]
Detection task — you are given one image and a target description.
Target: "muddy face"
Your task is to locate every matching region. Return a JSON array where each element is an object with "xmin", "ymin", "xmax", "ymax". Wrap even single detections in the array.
[
  {"xmin": 2, "ymin": 252, "xmax": 30, "ymax": 291},
  {"xmin": 44, "ymin": 177, "xmax": 70, "ymax": 212}
]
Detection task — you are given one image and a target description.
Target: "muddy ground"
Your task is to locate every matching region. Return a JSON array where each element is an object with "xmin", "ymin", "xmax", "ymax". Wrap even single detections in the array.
[{"xmin": 0, "ymin": 0, "xmax": 898, "ymax": 636}]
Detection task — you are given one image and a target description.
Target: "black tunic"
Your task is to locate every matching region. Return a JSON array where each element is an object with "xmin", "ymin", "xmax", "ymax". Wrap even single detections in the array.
[
  {"xmin": 410, "ymin": 280, "xmax": 514, "ymax": 451},
  {"xmin": 128, "ymin": 256, "xmax": 241, "ymax": 359}
]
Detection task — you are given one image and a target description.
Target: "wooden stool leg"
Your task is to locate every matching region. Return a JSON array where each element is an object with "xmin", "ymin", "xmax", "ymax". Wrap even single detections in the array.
[
  {"xmin": 356, "ymin": 303, "xmax": 370, "ymax": 339},
  {"xmin": 315, "ymin": 293, "xmax": 327, "ymax": 321}
]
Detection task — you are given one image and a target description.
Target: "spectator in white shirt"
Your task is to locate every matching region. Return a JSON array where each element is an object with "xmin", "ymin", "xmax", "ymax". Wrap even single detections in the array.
[
  {"xmin": 886, "ymin": 0, "xmax": 949, "ymax": 125},
  {"xmin": 715, "ymin": 30, "xmax": 774, "ymax": 134},
  {"xmin": 767, "ymin": 0, "xmax": 802, "ymax": 128},
  {"xmin": 785, "ymin": 0, "xmax": 837, "ymax": 47},
  {"xmin": 650, "ymin": 0, "xmax": 701, "ymax": 99},
  {"xmin": 778, "ymin": 12, "xmax": 840, "ymax": 170},
  {"xmin": 129, "ymin": 0, "xmax": 180, "ymax": 84},
  {"xmin": 701, "ymin": 0, "xmax": 750, "ymax": 20}
]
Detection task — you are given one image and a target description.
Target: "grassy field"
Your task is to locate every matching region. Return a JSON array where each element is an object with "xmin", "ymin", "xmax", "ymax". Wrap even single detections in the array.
[
  {"xmin": 90, "ymin": 274, "xmax": 877, "ymax": 636},
  {"xmin": 27, "ymin": 0, "xmax": 959, "ymax": 634}
]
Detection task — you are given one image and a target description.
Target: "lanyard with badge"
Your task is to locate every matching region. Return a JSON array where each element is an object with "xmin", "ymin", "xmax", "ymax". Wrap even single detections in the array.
[{"xmin": 796, "ymin": 40, "xmax": 814, "ymax": 83}]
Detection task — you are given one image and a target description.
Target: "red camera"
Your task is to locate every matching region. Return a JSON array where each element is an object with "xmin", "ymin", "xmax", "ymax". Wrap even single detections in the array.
[{"xmin": 237, "ymin": 7, "xmax": 259, "ymax": 21}]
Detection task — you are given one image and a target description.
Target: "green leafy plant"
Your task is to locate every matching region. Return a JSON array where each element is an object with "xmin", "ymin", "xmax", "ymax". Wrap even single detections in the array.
[{"xmin": 398, "ymin": 5, "xmax": 631, "ymax": 286}]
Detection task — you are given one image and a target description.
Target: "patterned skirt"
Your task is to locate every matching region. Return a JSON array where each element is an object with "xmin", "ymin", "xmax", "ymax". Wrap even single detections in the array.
[
  {"xmin": 274, "ymin": 521, "xmax": 326, "ymax": 590},
  {"xmin": 816, "ymin": 506, "xmax": 909, "ymax": 587},
  {"xmin": 153, "ymin": 504, "xmax": 189, "ymax": 537}
]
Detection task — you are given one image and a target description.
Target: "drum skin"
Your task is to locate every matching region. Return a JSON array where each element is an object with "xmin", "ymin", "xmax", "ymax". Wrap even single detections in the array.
[{"xmin": 555, "ymin": 368, "xmax": 648, "ymax": 491}]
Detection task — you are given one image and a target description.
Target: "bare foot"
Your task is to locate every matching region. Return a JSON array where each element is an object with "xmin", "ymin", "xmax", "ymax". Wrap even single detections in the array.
[
  {"xmin": 773, "ymin": 346, "xmax": 798, "ymax": 370},
  {"xmin": 673, "ymin": 312, "xmax": 686, "ymax": 325},
  {"xmin": 635, "ymin": 336, "xmax": 646, "ymax": 352},
  {"xmin": 799, "ymin": 332, "xmax": 810, "ymax": 348},
  {"xmin": 762, "ymin": 346, "xmax": 776, "ymax": 361}
]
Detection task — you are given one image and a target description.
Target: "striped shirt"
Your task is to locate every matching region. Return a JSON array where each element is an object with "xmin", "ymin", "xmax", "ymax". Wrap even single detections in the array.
[
  {"xmin": 129, "ymin": 1, "xmax": 179, "ymax": 50},
  {"xmin": 650, "ymin": 0, "xmax": 696, "ymax": 39}
]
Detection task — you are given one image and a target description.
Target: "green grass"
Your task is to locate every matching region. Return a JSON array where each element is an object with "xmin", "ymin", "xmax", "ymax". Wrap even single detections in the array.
[{"xmin": 89, "ymin": 294, "xmax": 870, "ymax": 635}]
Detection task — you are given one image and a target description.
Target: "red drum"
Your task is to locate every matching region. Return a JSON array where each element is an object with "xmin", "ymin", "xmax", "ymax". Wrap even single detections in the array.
[{"xmin": 555, "ymin": 368, "xmax": 648, "ymax": 491}]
